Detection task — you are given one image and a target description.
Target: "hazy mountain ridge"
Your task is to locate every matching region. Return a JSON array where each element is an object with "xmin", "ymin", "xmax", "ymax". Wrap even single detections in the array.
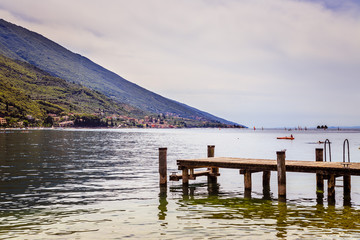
[{"xmin": 0, "ymin": 19, "xmax": 242, "ymax": 126}]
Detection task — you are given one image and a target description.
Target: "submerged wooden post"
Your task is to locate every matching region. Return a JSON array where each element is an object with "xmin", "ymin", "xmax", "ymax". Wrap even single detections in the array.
[
  {"xmin": 263, "ymin": 171, "xmax": 271, "ymax": 199},
  {"xmin": 159, "ymin": 148, "xmax": 167, "ymax": 186},
  {"xmin": 182, "ymin": 167, "xmax": 189, "ymax": 186},
  {"xmin": 244, "ymin": 170, "xmax": 252, "ymax": 191},
  {"xmin": 207, "ymin": 145, "xmax": 218, "ymax": 184},
  {"xmin": 207, "ymin": 145, "xmax": 215, "ymax": 158},
  {"xmin": 315, "ymin": 148, "xmax": 324, "ymax": 193},
  {"xmin": 244, "ymin": 170, "xmax": 252, "ymax": 198},
  {"xmin": 344, "ymin": 175, "xmax": 351, "ymax": 194},
  {"xmin": 344, "ymin": 174, "xmax": 351, "ymax": 205},
  {"xmin": 328, "ymin": 174, "xmax": 336, "ymax": 205},
  {"xmin": 263, "ymin": 171, "xmax": 271, "ymax": 190},
  {"xmin": 277, "ymin": 151, "xmax": 286, "ymax": 201}
]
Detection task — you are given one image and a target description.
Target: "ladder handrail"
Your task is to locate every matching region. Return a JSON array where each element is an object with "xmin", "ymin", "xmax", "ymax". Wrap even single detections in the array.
[
  {"xmin": 324, "ymin": 139, "xmax": 331, "ymax": 162},
  {"xmin": 343, "ymin": 139, "xmax": 350, "ymax": 163}
]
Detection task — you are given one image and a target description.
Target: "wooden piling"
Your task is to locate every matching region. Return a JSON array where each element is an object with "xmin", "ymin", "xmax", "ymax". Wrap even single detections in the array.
[
  {"xmin": 315, "ymin": 148, "xmax": 324, "ymax": 193},
  {"xmin": 207, "ymin": 145, "xmax": 218, "ymax": 184},
  {"xmin": 277, "ymin": 151, "xmax": 286, "ymax": 201},
  {"xmin": 207, "ymin": 145, "xmax": 215, "ymax": 158},
  {"xmin": 328, "ymin": 174, "xmax": 335, "ymax": 196},
  {"xmin": 159, "ymin": 148, "xmax": 167, "ymax": 186},
  {"xmin": 262, "ymin": 171, "xmax": 271, "ymax": 199},
  {"xmin": 344, "ymin": 174, "xmax": 351, "ymax": 197},
  {"xmin": 263, "ymin": 171, "xmax": 271, "ymax": 190},
  {"xmin": 182, "ymin": 167, "xmax": 189, "ymax": 186},
  {"xmin": 344, "ymin": 174, "xmax": 351, "ymax": 206},
  {"xmin": 244, "ymin": 170, "xmax": 252, "ymax": 191},
  {"xmin": 328, "ymin": 174, "xmax": 336, "ymax": 205}
]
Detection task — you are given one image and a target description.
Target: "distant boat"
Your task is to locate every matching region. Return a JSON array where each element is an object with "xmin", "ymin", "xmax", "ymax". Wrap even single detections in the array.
[{"xmin": 277, "ymin": 136, "xmax": 294, "ymax": 140}]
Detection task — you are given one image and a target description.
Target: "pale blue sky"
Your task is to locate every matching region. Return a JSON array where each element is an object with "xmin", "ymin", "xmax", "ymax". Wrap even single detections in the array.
[{"xmin": 1, "ymin": 0, "xmax": 360, "ymax": 127}]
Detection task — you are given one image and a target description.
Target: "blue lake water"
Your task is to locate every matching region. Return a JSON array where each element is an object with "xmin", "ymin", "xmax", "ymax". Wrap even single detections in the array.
[{"xmin": 1, "ymin": 128, "xmax": 360, "ymax": 239}]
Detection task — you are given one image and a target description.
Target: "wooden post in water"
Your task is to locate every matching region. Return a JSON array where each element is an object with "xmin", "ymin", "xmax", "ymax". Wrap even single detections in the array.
[
  {"xmin": 159, "ymin": 148, "xmax": 167, "ymax": 186},
  {"xmin": 315, "ymin": 148, "xmax": 324, "ymax": 205},
  {"xmin": 182, "ymin": 167, "xmax": 189, "ymax": 186},
  {"xmin": 263, "ymin": 171, "xmax": 271, "ymax": 190},
  {"xmin": 244, "ymin": 170, "xmax": 252, "ymax": 191},
  {"xmin": 328, "ymin": 174, "xmax": 336, "ymax": 205},
  {"xmin": 344, "ymin": 174, "xmax": 351, "ymax": 196},
  {"xmin": 244, "ymin": 170, "xmax": 252, "ymax": 198},
  {"xmin": 315, "ymin": 148, "xmax": 324, "ymax": 193},
  {"xmin": 277, "ymin": 151, "xmax": 286, "ymax": 201},
  {"xmin": 344, "ymin": 174, "xmax": 351, "ymax": 206},
  {"xmin": 207, "ymin": 145, "xmax": 218, "ymax": 184},
  {"xmin": 208, "ymin": 145, "xmax": 215, "ymax": 158},
  {"xmin": 262, "ymin": 171, "xmax": 271, "ymax": 199}
]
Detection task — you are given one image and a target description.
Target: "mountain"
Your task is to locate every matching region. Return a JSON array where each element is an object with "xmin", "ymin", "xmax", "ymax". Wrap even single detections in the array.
[
  {"xmin": 0, "ymin": 53, "xmax": 147, "ymax": 127},
  {"xmin": 0, "ymin": 19, "xmax": 242, "ymax": 126},
  {"xmin": 0, "ymin": 53, "xmax": 238, "ymax": 128}
]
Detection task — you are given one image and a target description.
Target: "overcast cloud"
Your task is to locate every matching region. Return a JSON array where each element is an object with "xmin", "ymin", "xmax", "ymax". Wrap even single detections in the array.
[{"xmin": 0, "ymin": 0, "xmax": 360, "ymax": 127}]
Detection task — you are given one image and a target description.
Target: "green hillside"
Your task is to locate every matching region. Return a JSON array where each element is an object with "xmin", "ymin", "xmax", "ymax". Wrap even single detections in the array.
[
  {"xmin": 0, "ymin": 54, "xmax": 145, "ymax": 127},
  {"xmin": 0, "ymin": 19, "xmax": 244, "ymax": 127},
  {"xmin": 0, "ymin": 54, "xmax": 240, "ymax": 128}
]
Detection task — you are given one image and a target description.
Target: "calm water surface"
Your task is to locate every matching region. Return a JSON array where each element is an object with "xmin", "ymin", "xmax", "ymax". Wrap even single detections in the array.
[{"xmin": 1, "ymin": 128, "xmax": 360, "ymax": 239}]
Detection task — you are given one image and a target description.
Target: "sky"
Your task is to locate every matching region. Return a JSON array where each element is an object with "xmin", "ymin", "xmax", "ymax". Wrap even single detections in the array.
[{"xmin": 0, "ymin": 0, "xmax": 360, "ymax": 128}]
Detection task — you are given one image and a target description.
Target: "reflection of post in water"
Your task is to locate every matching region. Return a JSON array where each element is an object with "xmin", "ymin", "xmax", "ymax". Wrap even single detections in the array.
[
  {"xmin": 208, "ymin": 182, "xmax": 219, "ymax": 196},
  {"xmin": 182, "ymin": 184, "xmax": 189, "ymax": 200},
  {"xmin": 316, "ymin": 191, "xmax": 324, "ymax": 205},
  {"xmin": 182, "ymin": 185, "xmax": 197, "ymax": 200},
  {"xmin": 158, "ymin": 186, "xmax": 168, "ymax": 220},
  {"xmin": 315, "ymin": 203, "xmax": 324, "ymax": 216},
  {"xmin": 276, "ymin": 202, "xmax": 287, "ymax": 239},
  {"xmin": 244, "ymin": 188, "xmax": 251, "ymax": 199}
]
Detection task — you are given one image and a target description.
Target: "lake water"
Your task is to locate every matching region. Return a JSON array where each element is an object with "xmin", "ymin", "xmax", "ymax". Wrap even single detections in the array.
[{"xmin": 1, "ymin": 128, "xmax": 360, "ymax": 239}]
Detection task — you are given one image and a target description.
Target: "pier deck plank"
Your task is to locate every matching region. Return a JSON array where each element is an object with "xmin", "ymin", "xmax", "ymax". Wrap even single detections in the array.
[{"xmin": 177, "ymin": 157, "xmax": 360, "ymax": 176}]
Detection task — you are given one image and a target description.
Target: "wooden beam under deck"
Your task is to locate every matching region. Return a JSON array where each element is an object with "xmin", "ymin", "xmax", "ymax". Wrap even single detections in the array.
[{"xmin": 169, "ymin": 170, "xmax": 219, "ymax": 181}]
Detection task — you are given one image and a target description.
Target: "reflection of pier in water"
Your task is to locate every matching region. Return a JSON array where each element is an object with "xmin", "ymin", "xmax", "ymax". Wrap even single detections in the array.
[
  {"xmin": 158, "ymin": 184, "xmax": 360, "ymax": 238},
  {"xmin": 159, "ymin": 145, "xmax": 357, "ymax": 206}
]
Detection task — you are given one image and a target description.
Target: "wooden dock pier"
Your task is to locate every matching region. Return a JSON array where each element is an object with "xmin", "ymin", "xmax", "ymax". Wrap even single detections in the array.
[{"xmin": 160, "ymin": 146, "xmax": 359, "ymax": 204}]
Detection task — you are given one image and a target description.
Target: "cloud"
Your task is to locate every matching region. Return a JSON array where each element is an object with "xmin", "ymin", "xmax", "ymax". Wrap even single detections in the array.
[{"xmin": 0, "ymin": 0, "xmax": 360, "ymax": 127}]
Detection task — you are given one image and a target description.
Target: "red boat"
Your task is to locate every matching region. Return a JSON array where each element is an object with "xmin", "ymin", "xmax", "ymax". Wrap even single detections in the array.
[{"xmin": 277, "ymin": 136, "xmax": 294, "ymax": 140}]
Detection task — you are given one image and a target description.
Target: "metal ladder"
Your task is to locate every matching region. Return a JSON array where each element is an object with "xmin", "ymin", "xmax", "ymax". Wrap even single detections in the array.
[
  {"xmin": 324, "ymin": 139, "xmax": 331, "ymax": 162},
  {"xmin": 325, "ymin": 139, "xmax": 351, "ymax": 186},
  {"xmin": 343, "ymin": 139, "xmax": 350, "ymax": 164}
]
